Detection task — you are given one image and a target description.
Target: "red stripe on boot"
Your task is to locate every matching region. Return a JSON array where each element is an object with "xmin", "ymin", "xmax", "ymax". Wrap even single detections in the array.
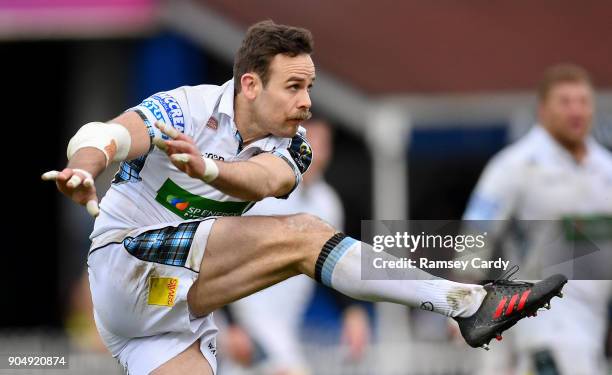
[
  {"xmin": 517, "ymin": 290, "xmax": 532, "ymax": 311},
  {"xmin": 505, "ymin": 293, "xmax": 520, "ymax": 316},
  {"xmin": 493, "ymin": 297, "xmax": 508, "ymax": 319}
]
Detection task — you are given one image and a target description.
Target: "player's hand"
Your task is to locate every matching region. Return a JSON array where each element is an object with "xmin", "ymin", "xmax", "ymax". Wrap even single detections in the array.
[
  {"xmin": 447, "ymin": 318, "xmax": 464, "ymax": 345},
  {"xmin": 153, "ymin": 121, "xmax": 208, "ymax": 180},
  {"xmin": 41, "ymin": 168, "xmax": 99, "ymax": 217},
  {"xmin": 341, "ymin": 306, "xmax": 370, "ymax": 361},
  {"xmin": 223, "ymin": 325, "xmax": 254, "ymax": 367}
]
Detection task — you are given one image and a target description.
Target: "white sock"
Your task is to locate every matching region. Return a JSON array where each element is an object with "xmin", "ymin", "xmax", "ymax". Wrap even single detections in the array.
[{"xmin": 315, "ymin": 234, "xmax": 486, "ymax": 318}]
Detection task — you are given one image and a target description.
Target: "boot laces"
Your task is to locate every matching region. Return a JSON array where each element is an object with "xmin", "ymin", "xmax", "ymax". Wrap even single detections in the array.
[{"xmin": 490, "ymin": 265, "xmax": 532, "ymax": 287}]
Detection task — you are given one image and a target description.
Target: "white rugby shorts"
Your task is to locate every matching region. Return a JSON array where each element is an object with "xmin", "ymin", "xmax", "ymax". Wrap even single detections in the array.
[{"xmin": 87, "ymin": 218, "xmax": 218, "ymax": 375}]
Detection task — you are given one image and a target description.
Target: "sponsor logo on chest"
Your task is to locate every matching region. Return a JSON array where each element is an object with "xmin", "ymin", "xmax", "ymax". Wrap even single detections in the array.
[{"xmin": 155, "ymin": 178, "xmax": 252, "ymax": 219}]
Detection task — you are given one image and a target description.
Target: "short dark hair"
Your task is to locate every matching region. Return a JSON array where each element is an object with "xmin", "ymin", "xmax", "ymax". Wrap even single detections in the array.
[
  {"xmin": 233, "ymin": 20, "xmax": 314, "ymax": 93},
  {"xmin": 538, "ymin": 63, "xmax": 593, "ymax": 101}
]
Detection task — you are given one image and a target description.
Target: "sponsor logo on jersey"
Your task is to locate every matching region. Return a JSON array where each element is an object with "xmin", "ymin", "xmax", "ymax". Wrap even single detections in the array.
[
  {"xmin": 148, "ymin": 277, "xmax": 179, "ymax": 307},
  {"xmin": 166, "ymin": 195, "xmax": 190, "ymax": 211},
  {"xmin": 155, "ymin": 178, "xmax": 253, "ymax": 219},
  {"xmin": 208, "ymin": 341, "xmax": 217, "ymax": 357},
  {"xmin": 420, "ymin": 301, "xmax": 434, "ymax": 311},
  {"xmin": 562, "ymin": 214, "xmax": 612, "ymax": 241},
  {"xmin": 138, "ymin": 93, "xmax": 186, "ymax": 140},
  {"xmin": 140, "ymin": 99, "xmax": 165, "ymax": 123},
  {"xmin": 206, "ymin": 116, "xmax": 218, "ymax": 130},
  {"xmin": 152, "ymin": 93, "xmax": 185, "ymax": 134},
  {"xmin": 288, "ymin": 134, "xmax": 313, "ymax": 174},
  {"xmin": 202, "ymin": 152, "xmax": 224, "ymax": 161}
]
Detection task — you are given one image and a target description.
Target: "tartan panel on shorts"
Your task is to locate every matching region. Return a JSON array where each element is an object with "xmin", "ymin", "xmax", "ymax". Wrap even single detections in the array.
[{"xmin": 122, "ymin": 221, "xmax": 200, "ymax": 267}]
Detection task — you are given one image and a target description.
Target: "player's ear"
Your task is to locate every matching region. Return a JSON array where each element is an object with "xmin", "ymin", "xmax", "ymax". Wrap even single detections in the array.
[{"xmin": 240, "ymin": 73, "xmax": 261, "ymax": 101}]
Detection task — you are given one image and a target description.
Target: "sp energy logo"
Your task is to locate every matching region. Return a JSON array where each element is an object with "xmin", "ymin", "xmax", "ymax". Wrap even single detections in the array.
[
  {"xmin": 166, "ymin": 195, "xmax": 189, "ymax": 211},
  {"xmin": 155, "ymin": 179, "xmax": 253, "ymax": 219}
]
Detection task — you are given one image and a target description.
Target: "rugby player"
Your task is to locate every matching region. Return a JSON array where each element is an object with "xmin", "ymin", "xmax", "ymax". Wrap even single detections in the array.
[
  {"xmin": 43, "ymin": 21, "xmax": 566, "ymax": 375},
  {"xmin": 464, "ymin": 64, "xmax": 612, "ymax": 375}
]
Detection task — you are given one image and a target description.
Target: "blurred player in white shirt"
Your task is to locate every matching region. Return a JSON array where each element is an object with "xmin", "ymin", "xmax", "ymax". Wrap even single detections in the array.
[
  {"xmin": 464, "ymin": 64, "xmax": 612, "ymax": 375},
  {"xmin": 222, "ymin": 119, "xmax": 370, "ymax": 375}
]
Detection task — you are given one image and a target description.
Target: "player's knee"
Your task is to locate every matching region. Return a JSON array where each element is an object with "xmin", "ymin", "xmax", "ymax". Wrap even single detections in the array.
[
  {"xmin": 282, "ymin": 213, "xmax": 337, "ymax": 237},
  {"xmin": 278, "ymin": 213, "xmax": 337, "ymax": 256},
  {"xmin": 279, "ymin": 214, "xmax": 338, "ymax": 275},
  {"xmin": 264, "ymin": 213, "xmax": 336, "ymax": 253}
]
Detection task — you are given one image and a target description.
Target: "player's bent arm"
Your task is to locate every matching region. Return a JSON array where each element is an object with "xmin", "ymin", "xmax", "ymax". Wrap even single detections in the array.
[
  {"xmin": 111, "ymin": 111, "xmax": 153, "ymax": 160},
  {"xmin": 42, "ymin": 111, "xmax": 153, "ymax": 217},
  {"xmin": 208, "ymin": 153, "xmax": 296, "ymax": 201},
  {"xmin": 156, "ymin": 122, "xmax": 307, "ymax": 201},
  {"xmin": 66, "ymin": 111, "xmax": 152, "ymax": 178}
]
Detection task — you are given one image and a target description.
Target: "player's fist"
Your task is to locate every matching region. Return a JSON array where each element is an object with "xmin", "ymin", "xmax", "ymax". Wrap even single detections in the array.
[
  {"xmin": 341, "ymin": 306, "xmax": 370, "ymax": 361},
  {"xmin": 41, "ymin": 168, "xmax": 99, "ymax": 217},
  {"xmin": 153, "ymin": 121, "xmax": 208, "ymax": 181},
  {"xmin": 221, "ymin": 325, "xmax": 254, "ymax": 367}
]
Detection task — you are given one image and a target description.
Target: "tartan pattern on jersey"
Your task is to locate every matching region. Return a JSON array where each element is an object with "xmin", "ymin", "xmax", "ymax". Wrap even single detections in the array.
[
  {"xmin": 112, "ymin": 156, "xmax": 147, "ymax": 183},
  {"xmin": 122, "ymin": 221, "xmax": 200, "ymax": 268},
  {"xmin": 112, "ymin": 112, "xmax": 156, "ymax": 184}
]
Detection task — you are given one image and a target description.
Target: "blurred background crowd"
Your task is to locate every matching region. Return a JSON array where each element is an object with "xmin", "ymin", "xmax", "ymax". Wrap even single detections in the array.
[{"xmin": 3, "ymin": 0, "xmax": 612, "ymax": 374}]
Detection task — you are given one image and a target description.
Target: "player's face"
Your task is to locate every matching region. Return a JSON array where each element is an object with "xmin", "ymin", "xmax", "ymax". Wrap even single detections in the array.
[
  {"xmin": 254, "ymin": 53, "xmax": 315, "ymax": 138},
  {"xmin": 539, "ymin": 82, "xmax": 594, "ymax": 146}
]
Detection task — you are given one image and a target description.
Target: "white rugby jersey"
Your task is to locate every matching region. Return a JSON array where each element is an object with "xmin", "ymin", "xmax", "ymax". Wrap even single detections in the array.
[
  {"xmin": 464, "ymin": 125, "xmax": 612, "ymax": 355},
  {"xmin": 465, "ymin": 125, "xmax": 612, "ymax": 221},
  {"xmin": 90, "ymin": 79, "xmax": 312, "ymax": 239}
]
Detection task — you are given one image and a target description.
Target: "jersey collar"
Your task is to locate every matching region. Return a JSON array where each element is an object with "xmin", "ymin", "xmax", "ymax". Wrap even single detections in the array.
[
  {"xmin": 218, "ymin": 79, "xmax": 235, "ymax": 120},
  {"xmin": 533, "ymin": 124, "xmax": 598, "ymax": 166},
  {"xmin": 218, "ymin": 79, "xmax": 280, "ymax": 153}
]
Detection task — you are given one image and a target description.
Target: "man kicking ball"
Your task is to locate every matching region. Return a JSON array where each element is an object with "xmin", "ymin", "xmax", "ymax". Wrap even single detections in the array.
[{"xmin": 43, "ymin": 20, "xmax": 566, "ymax": 375}]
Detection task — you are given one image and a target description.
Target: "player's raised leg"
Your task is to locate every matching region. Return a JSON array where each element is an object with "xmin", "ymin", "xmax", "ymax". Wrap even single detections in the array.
[
  {"xmin": 189, "ymin": 213, "xmax": 485, "ymax": 318},
  {"xmin": 187, "ymin": 214, "xmax": 331, "ymax": 316},
  {"xmin": 188, "ymin": 213, "xmax": 567, "ymax": 350}
]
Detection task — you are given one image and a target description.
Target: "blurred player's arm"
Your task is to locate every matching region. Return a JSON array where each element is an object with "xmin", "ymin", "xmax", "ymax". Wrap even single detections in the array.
[
  {"xmin": 463, "ymin": 150, "xmax": 523, "ymax": 223},
  {"xmin": 339, "ymin": 301, "xmax": 370, "ymax": 361},
  {"xmin": 458, "ymin": 152, "xmax": 523, "ymax": 279},
  {"xmin": 155, "ymin": 122, "xmax": 311, "ymax": 201}
]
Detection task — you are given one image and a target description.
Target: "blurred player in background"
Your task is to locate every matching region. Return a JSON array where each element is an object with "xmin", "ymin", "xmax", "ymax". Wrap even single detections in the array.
[
  {"xmin": 221, "ymin": 119, "xmax": 370, "ymax": 375},
  {"xmin": 464, "ymin": 63, "xmax": 612, "ymax": 375}
]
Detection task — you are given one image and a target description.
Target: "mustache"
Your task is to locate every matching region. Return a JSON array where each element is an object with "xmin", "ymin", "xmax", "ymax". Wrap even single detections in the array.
[{"xmin": 289, "ymin": 111, "xmax": 312, "ymax": 121}]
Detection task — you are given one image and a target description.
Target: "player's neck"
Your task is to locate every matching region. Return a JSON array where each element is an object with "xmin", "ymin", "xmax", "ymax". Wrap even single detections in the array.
[
  {"xmin": 234, "ymin": 96, "xmax": 269, "ymax": 145},
  {"xmin": 546, "ymin": 129, "xmax": 588, "ymax": 163},
  {"xmin": 565, "ymin": 142, "xmax": 588, "ymax": 164}
]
